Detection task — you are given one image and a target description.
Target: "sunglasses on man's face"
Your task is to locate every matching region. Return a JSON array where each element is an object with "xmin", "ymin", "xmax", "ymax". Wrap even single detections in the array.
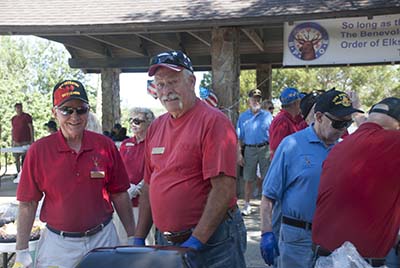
[
  {"xmin": 324, "ymin": 113, "xmax": 353, "ymax": 129},
  {"xmin": 268, "ymin": 107, "xmax": 275, "ymax": 111},
  {"xmin": 56, "ymin": 106, "xmax": 90, "ymax": 116},
  {"xmin": 129, "ymin": 118, "xmax": 146, "ymax": 125}
]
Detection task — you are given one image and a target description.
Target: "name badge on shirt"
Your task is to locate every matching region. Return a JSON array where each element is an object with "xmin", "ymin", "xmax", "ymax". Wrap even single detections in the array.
[
  {"xmin": 125, "ymin": 142, "xmax": 135, "ymax": 147},
  {"xmin": 152, "ymin": 147, "xmax": 165, "ymax": 155},
  {"xmin": 90, "ymin": 170, "xmax": 105, "ymax": 179}
]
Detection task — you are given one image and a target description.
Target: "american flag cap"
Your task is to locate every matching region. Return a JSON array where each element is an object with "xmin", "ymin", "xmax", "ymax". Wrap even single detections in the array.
[{"xmin": 148, "ymin": 51, "xmax": 194, "ymax": 76}]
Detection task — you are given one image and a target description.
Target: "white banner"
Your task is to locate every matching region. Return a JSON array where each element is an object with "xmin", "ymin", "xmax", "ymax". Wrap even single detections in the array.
[{"xmin": 283, "ymin": 14, "xmax": 400, "ymax": 66}]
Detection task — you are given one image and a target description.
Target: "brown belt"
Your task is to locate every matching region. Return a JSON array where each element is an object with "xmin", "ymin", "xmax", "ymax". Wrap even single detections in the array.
[
  {"xmin": 163, "ymin": 229, "xmax": 193, "ymax": 244},
  {"xmin": 312, "ymin": 243, "xmax": 385, "ymax": 267},
  {"xmin": 163, "ymin": 204, "xmax": 239, "ymax": 244}
]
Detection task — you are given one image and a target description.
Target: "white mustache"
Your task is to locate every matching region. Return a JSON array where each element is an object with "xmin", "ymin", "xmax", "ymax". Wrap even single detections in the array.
[{"xmin": 161, "ymin": 93, "xmax": 180, "ymax": 102}]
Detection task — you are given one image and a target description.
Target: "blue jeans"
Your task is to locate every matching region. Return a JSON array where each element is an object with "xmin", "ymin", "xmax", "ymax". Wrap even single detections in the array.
[
  {"xmin": 156, "ymin": 210, "xmax": 247, "ymax": 268},
  {"xmin": 279, "ymin": 224, "xmax": 313, "ymax": 268},
  {"xmin": 385, "ymin": 247, "xmax": 399, "ymax": 268}
]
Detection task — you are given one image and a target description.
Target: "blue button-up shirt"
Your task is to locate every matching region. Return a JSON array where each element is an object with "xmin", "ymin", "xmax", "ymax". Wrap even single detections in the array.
[
  {"xmin": 236, "ymin": 109, "xmax": 273, "ymax": 145},
  {"xmin": 262, "ymin": 125, "xmax": 334, "ymax": 222}
]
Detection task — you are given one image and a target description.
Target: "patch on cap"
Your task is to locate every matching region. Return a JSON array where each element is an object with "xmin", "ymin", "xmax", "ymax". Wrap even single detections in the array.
[
  {"xmin": 280, "ymin": 87, "xmax": 301, "ymax": 105},
  {"xmin": 248, "ymin": 89, "xmax": 262, "ymax": 98},
  {"xmin": 315, "ymin": 89, "xmax": 364, "ymax": 117},
  {"xmin": 53, "ymin": 80, "xmax": 88, "ymax": 107}
]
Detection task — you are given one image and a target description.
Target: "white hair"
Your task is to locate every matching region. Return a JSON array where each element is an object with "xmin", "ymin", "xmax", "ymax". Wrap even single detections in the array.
[{"xmin": 129, "ymin": 107, "xmax": 155, "ymax": 123}]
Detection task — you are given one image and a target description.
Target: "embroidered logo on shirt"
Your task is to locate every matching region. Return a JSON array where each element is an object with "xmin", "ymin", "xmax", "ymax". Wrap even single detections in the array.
[
  {"xmin": 304, "ymin": 155, "xmax": 312, "ymax": 167},
  {"xmin": 90, "ymin": 156, "xmax": 105, "ymax": 179}
]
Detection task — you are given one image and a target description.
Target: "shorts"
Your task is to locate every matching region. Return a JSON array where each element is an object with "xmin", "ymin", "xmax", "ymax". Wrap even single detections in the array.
[{"xmin": 243, "ymin": 145, "xmax": 270, "ymax": 181}]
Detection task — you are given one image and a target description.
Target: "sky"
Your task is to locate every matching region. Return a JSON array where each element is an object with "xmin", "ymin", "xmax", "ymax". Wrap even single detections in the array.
[{"xmin": 119, "ymin": 71, "xmax": 207, "ymax": 110}]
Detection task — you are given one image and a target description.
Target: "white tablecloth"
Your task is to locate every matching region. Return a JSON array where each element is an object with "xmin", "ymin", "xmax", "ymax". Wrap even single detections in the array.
[
  {"xmin": 0, "ymin": 146, "xmax": 29, "ymax": 154},
  {"xmin": 0, "ymin": 239, "xmax": 38, "ymax": 253}
]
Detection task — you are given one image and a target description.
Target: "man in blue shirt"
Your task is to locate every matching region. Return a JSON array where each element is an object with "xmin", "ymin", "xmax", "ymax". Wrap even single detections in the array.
[
  {"xmin": 237, "ymin": 89, "xmax": 273, "ymax": 216},
  {"xmin": 259, "ymin": 89, "xmax": 363, "ymax": 268}
]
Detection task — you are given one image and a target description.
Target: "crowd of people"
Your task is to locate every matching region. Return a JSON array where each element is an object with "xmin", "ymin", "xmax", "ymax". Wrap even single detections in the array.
[{"xmin": 8, "ymin": 50, "xmax": 399, "ymax": 268}]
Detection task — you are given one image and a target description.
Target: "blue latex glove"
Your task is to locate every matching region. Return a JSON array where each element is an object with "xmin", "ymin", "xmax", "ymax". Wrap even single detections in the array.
[
  {"xmin": 132, "ymin": 237, "xmax": 145, "ymax": 246},
  {"xmin": 180, "ymin": 235, "xmax": 204, "ymax": 251},
  {"xmin": 260, "ymin": 232, "xmax": 279, "ymax": 265}
]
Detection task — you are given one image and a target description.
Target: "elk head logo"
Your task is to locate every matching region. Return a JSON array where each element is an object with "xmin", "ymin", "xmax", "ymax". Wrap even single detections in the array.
[
  {"xmin": 295, "ymin": 32, "xmax": 322, "ymax": 60},
  {"xmin": 288, "ymin": 22, "xmax": 329, "ymax": 61}
]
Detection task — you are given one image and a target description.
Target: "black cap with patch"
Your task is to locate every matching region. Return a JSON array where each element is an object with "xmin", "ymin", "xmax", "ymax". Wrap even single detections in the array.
[
  {"xmin": 314, "ymin": 89, "xmax": 364, "ymax": 117},
  {"xmin": 248, "ymin": 89, "xmax": 262, "ymax": 98}
]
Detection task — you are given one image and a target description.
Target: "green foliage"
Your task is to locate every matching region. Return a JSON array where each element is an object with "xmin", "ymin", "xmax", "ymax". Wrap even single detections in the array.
[
  {"xmin": 200, "ymin": 66, "xmax": 400, "ymax": 113},
  {"xmin": 0, "ymin": 36, "xmax": 96, "ymax": 159},
  {"xmin": 272, "ymin": 66, "xmax": 399, "ymax": 111},
  {"xmin": 199, "ymin": 72, "xmax": 212, "ymax": 88}
]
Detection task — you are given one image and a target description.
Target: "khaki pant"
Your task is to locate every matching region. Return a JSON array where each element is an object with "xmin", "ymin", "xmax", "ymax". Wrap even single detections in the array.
[{"xmin": 35, "ymin": 222, "xmax": 119, "ymax": 268}]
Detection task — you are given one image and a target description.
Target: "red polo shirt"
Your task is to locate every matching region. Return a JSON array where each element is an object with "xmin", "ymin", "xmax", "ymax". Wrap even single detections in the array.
[
  {"xmin": 269, "ymin": 110, "xmax": 306, "ymax": 159},
  {"xmin": 11, "ymin": 112, "xmax": 33, "ymax": 143},
  {"xmin": 17, "ymin": 130, "xmax": 130, "ymax": 232},
  {"xmin": 312, "ymin": 122, "xmax": 400, "ymax": 258},
  {"xmin": 144, "ymin": 99, "xmax": 237, "ymax": 232},
  {"xmin": 120, "ymin": 136, "xmax": 145, "ymax": 207}
]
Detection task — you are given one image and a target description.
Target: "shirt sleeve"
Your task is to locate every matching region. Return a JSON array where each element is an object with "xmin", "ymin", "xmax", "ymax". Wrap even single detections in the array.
[
  {"xmin": 202, "ymin": 114, "xmax": 238, "ymax": 180},
  {"xmin": 106, "ymin": 143, "xmax": 130, "ymax": 193},
  {"xmin": 143, "ymin": 126, "xmax": 154, "ymax": 185},
  {"xmin": 262, "ymin": 141, "xmax": 287, "ymax": 202}
]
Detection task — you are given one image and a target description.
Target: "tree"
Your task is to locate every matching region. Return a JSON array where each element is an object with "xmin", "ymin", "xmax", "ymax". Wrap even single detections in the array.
[{"xmin": 0, "ymin": 36, "xmax": 96, "ymax": 158}]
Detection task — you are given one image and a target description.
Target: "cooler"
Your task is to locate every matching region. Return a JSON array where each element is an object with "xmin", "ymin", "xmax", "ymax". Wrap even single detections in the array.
[{"xmin": 75, "ymin": 245, "xmax": 202, "ymax": 268}]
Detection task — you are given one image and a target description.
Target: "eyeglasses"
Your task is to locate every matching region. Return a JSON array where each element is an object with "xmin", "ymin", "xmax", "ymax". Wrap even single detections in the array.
[
  {"xmin": 56, "ymin": 106, "xmax": 90, "ymax": 116},
  {"xmin": 268, "ymin": 107, "xmax": 275, "ymax": 111},
  {"xmin": 324, "ymin": 113, "xmax": 353, "ymax": 129},
  {"xmin": 149, "ymin": 51, "xmax": 193, "ymax": 72},
  {"xmin": 129, "ymin": 118, "xmax": 146, "ymax": 125}
]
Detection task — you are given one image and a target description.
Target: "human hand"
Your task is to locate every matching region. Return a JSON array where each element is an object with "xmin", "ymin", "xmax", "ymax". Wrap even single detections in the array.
[
  {"xmin": 127, "ymin": 184, "xmax": 142, "ymax": 199},
  {"xmin": 180, "ymin": 235, "xmax": 204, "ymax": 251},
  {"xmin": 260, "ymin": 232, "xmax": 279, "ymax": 265},
  {"xmin": 132, "ymin": 237, "xmax": 145, "ymax": 246},
  {"xmin": 237, "ymin": 154, "xmax": 245, "ymax": 166},
  {"xmin": 346, "ymin": 90, "xmax": 361, "ymax": 109},
  {"xmin": 12, "ymin": 249, "xmax": 32, "ymax": 268}
]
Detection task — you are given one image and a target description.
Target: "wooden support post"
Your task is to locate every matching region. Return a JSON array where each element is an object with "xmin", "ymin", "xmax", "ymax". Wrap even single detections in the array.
[
  {"xmin": 256, "ymin": 64, "xmax": 272, "ymax": 100},
  {"xmin": 100, "ymin": 68, "xmax": 121, "ymax": 132},
  {"xmin": 211, "ymin": 27, "xmax": 240, "ymax": 126}
]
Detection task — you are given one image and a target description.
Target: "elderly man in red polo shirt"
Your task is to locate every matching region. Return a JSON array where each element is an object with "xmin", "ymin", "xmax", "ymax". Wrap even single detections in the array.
[
  {"xmin": 134, "ymin": 51, "xmax": 246, "ymax": 268},
  {"xmin": 14, "ymin": 80, "xmax": 135, "ymax": 268},
  {"xmin": 312, "ymin": 97, "xmax": 400, "ymax": 267}
]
